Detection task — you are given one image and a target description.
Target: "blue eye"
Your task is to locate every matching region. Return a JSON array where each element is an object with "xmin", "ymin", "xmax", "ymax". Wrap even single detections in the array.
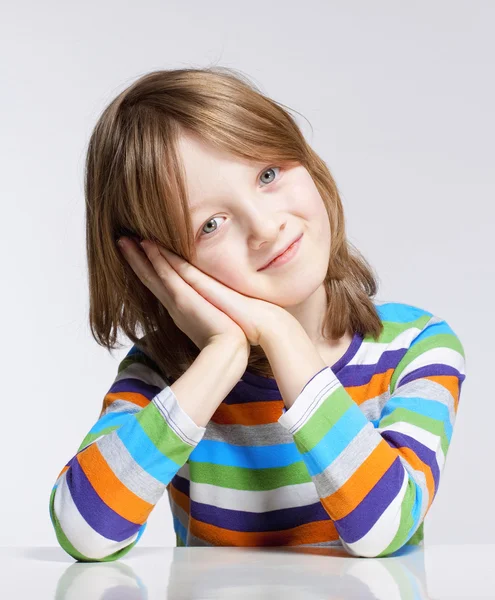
[
  {"xmin": 259, "ymin": 166, "xmax": 280, "ymax": 186},
  {"xmin": 198, "ymin": 166, "xmax": 281, "ymax": 239},
  {"xmin": 200, "ymin": 215, "xmax": 227, "ymax": 237}
]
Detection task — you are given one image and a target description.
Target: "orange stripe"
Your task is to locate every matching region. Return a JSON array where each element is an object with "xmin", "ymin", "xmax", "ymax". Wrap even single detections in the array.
[
  {"xmin": 212, "ymin": 401, "xmax": 285, "ymax": 425},
  {"xmin": 169, "ymin": 483, "xmax": 340, "ymax": 545},
  {"xmin": 346, "ymin": 368, "xmax": 394, "ymax": 406},
  {"xmin": 190, "ymin": 516, "xmax": 339, "ymax": 546},
  {"xmin": 210, "ymin": 368, "xmax": 394, "ymax": 425},
  {"xmin": 77, "ymin": 441, "xmax": 154, "ymax": 525},
  {"xmin": 425, "ymin": 374, "xmax": 461, "ymax": 412},
  {"xmin": 99, "ymin": 390, "xmax": 151, "ymax": 416},
  {"xmin": 322, "ymin": 439, "xmax": 397, "ymax": 520}
]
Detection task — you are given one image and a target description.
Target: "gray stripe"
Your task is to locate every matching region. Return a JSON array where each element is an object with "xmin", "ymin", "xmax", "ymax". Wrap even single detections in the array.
[{"xmin": 98, "ymin": 430, "xmax": 166, "ymax": 505}]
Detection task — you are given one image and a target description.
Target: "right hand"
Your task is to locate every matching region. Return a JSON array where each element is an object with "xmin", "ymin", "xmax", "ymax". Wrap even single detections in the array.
[{"xmin": 117, "ymin": 236, "xmax": 251, "ymax": 360}]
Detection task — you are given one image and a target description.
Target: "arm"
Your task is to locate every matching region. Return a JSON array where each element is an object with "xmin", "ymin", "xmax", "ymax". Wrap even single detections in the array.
[
  {"xmin": 260, "ymin": 312, "xmax": 466, "ymax": 558},
  {"xmin": 49, "ymin": 337, "xmax": 247, "ymax": 562},
  {"xmin": 259, "ymin": 316, "xmax": 328, "ymax": 410}
]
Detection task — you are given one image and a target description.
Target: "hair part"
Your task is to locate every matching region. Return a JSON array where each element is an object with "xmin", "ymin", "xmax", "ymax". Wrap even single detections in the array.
[{"xmin": 85, "ymin": 66, "xmax": 383, "ymax": 381}]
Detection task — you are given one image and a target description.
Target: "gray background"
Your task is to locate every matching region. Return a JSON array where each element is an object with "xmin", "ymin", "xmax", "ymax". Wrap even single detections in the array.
[{"xmin": 1, "ymin": 0, "xmax": 492, "ymax": 547}]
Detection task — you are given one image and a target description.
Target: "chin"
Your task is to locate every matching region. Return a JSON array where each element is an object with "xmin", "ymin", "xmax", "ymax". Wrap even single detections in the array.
[{"xmin": 253, "ymin": 262, "xmax": 327, "ymax": 308}]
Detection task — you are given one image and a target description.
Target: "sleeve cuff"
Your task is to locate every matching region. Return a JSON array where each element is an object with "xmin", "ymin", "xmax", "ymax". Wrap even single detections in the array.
[
  {"xmin": 153, "ymin": 385, "xmax": 206, "ymax": 446},
  {"xmin": 277, "ymin": 366, "xmax": 341, "ymax": 434}
]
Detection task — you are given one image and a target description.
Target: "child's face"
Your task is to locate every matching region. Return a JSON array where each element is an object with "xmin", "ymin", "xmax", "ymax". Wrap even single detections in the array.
[{"xmin": 176, "ymin": 131, "xmax": 332, "ymax": 308}]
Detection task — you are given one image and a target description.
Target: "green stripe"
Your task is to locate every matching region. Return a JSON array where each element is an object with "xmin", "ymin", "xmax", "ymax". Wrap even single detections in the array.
[
  {"xmin": 380, "ymin": 407, "xmax": 449, "ymax": 456},
  {"xmin": 391, "ymin": 332, "xmax": 464, "ymax": 394},
  {"xmin": 189, "ymin": 459, "xmax": 312, "ymax": 490},
  {"xmin": 369, "ymin": 314, "xmax": 432, "ymax": 345},
  {"xmin": 294, "ymin": 387, "xmax": 368, "ymax": 451},
  {"xmin": 136, "ymin": 400, "xmax": 196, "ymax": 463},
  {"xmin": 76, "ymin": 401, "xmax": 195, "ymax": 465}
]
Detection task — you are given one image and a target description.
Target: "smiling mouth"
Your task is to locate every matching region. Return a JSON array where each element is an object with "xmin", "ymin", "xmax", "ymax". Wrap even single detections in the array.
[{"xmin": 257, "ymin": 233, "xmax": 304, "ymax": 271}]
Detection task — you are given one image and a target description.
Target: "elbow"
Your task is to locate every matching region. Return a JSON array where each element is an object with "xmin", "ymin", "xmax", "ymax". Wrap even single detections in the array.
[
  {"xmin": 49, "ymin": 483, "xmax": 141, "ymax": 563},
  {"xmin": 339, "ymin": 526, "xmax": 423, "ymax": 559}
]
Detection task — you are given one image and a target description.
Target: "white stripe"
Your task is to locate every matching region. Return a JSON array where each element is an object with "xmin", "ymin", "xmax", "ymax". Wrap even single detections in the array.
[
  {"xmin": 153, "ymin": 386, "xmax": 206, "ymax": 445},
  {"xmin": 189, "ymin": 480, "xmax": 321, "ymax": 512},
  {"xmin": 377, "ymin": 421, "xmax": 446, "ymax": 471},
  {"xmin": 395, "ymin": 346, "xmax": 465, "ymax": 390},
  {"xmin": 349, "ymin": 325, "xmax": 424, "ymax": 367}
]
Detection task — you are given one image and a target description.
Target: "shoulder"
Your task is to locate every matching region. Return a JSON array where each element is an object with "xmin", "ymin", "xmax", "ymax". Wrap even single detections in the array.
[
  {"xmin": 372, "ymin": 299, "xmax": 464, "ymax": 354},
  {"xmin": 373, "ymin": 299, "xmax": 434, "ymax": 326},
  {"xmin": 372, "ymin": 299, "xmax": 465, "ymax": 383}
]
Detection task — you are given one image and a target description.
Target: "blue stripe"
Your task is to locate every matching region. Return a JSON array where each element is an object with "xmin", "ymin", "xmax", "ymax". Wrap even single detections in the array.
[
  {"xmin": 380, "ymin": 396, "xmax": 453, "ymax": 441},
  {"xmin": 375, "ymin": 302, "xmax": 432, "ymax": 323},
  {"xmin": 116, "ymin": 415, "xmax": 181, "ymax": 484},
  {"xmin": 300, "ymin": 403, "xmax": 370, "ymax": 477}
]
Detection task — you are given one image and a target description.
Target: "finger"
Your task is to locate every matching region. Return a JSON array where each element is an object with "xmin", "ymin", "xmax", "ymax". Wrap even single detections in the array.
[
  {"xmin": 138, "ymin": 240, "xmax": 206, "ymax": 306},
  {"xmin": 156, "ymin": 245, "xmax": 204, "ymax": 287},
  {"xmin": 155, "ymin": 243, "xmax": 245, "ymax": 317},
  {"xmin": 118, "ymin": 238, "xmax": 174, "ymax": 304}
]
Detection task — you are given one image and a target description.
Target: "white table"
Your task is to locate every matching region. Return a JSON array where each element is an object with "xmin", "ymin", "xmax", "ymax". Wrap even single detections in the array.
[{"xmin": 0, "ymin": 544, "xmax": 492, "ymax": 599}]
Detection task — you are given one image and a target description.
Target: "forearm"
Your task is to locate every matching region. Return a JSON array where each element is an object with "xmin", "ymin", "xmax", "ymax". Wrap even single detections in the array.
[
  {"xmin": 259, "ymin": 316, "xmax": 327, "ymax": 410},
  {"xmin": 171, "ymin": 338, "xmax": 248, "ymax": 428}
]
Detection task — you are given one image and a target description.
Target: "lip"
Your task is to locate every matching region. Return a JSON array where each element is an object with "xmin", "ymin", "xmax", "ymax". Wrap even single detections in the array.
[{"xmin": 257, "ymin": 233, "xmax": 304, "ymax": 271}]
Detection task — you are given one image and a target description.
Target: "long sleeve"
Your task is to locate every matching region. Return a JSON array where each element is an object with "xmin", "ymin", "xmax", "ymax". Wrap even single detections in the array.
[
  {"xmin": 277, "ymin": 314, "xmax": 466, "ymax": 558},
  {"xmin": 49, "ymin": 345, "xmax": 206, "ymax": 562}
]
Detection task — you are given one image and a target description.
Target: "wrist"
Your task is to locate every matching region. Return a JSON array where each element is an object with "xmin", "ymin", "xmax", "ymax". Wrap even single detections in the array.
[
  {"xmin": 208, "ymin": 334, "xmax": 249, "ymax": 367},
  {"xmin": 259, "ymin": 311, "xmax": 297, "ymax": 349}
]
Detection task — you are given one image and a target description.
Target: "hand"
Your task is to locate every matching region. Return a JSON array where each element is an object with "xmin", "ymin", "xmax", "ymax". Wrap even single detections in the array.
[{"xmin": 117, "ymin": 237, "xmax": 286, "ymax": 350}]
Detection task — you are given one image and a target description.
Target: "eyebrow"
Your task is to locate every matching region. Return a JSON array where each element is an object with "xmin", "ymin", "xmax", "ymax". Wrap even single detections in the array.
[{"xmin": 189, "ymin": 198, "xmax": 218, "ymax": 216}]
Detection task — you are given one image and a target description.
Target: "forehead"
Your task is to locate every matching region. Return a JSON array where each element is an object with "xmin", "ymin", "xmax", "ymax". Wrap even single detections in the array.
[
  {"xmin": 177, "ymin": 132, "xmax": 254, "ymax": 174},
  {"xmin": 176, "ymin": 132, "xmax": 260, "ymax": 211}
]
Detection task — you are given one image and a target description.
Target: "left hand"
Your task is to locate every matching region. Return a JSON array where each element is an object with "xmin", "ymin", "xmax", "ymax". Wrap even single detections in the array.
[{"xmin": 152, "ymin": 242, "xmax": 288, "ymax": 346}]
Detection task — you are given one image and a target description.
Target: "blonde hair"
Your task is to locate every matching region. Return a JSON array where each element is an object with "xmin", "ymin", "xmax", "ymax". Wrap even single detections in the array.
[{"xmin": 85, "ymin": 66, "xmax": 383, "ymax": 381}]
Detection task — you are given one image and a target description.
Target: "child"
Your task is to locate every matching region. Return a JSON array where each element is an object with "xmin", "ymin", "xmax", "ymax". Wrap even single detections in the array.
[{"xmin": 49, "ymin": 67, "xmax": 466, "ymax": 562}]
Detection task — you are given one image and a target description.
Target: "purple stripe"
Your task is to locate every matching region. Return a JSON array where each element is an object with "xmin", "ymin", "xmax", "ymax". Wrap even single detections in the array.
[
  {"xmin": 189, "ymin": 498, "xmax": 329, "ymax": 532},
  {"xmin": 334, "ymin": 456, "xmax": 404, "ymax": 543},
  {"xmin": 398, "ymin": 363, "xmax": 463, "ymax": 388},
  {"xmin": 171, "ymin": 473, "xmax": 190, "ymax": 496},
  {"xmin": 381, "ymin": 429, "xmax": 440, "ymax": 491},
  {"xmin": 65, "ymin": 455, "xmax": 142, "ymax": 542},
  {"xmin": 331, "ymin": 331, "xmax": 364, "ymax": 373},
  {"xmin": 239, "ymin": 331, "xmax": 365, "ymax": 390},
  {"xmin": 225, "ymin": 381, "xmax": 284, "ymax": 404},
  {"xmin": 337, "ymin": 362, "xmax": 381, "ymax": 388},
  {"xmin": 108, "ymin": 377, "xmax": 162, "ymax": 399},
  {"xmin": 325, "ymin": 347, "xmax": 408, "ymax": 388}
]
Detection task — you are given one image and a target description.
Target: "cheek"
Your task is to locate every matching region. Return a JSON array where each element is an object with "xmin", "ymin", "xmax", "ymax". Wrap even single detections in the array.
[
  {"xmin": 291, "ymin": 175, "xmax": 326, "ymax": 220},
  {"xmin": 203, "ymin": 256, "xmax": 246, "ymax": 289},
  {"xmin": 302, "ymin": 189, "xmax": 331, "ymax": 239}
]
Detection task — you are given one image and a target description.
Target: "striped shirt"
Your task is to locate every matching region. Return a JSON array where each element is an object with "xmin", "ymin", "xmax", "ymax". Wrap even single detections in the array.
[{"xmin": 49, "ymin": 301, "xmax": 466, "ymax": 561}]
